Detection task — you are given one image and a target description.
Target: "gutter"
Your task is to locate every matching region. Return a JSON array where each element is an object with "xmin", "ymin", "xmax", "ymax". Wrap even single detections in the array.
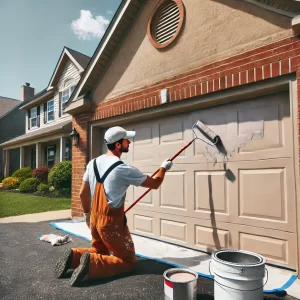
[
  {"xmin": 19, "ymin": 90, "xmax": 54, "ymax": 110},
  {"xmin": 243, "ymin": 0, "xmax": 297, "ymax": 18}
]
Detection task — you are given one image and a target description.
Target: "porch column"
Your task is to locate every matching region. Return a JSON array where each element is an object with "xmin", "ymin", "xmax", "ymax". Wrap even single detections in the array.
[
  {"xmin": 20, "ymin": 147, "xmax": 25, "ymax": 168},
  {"xmin": 36, "ymin": 143, "xmax": 42, "ymax": 168},
  {"xmin": 60, "ymin": 137, "xmax": 66, "ymax": 162},
  {"xmin": 4, "ymin": 150, "xmax": 10, "ymax": 177}
]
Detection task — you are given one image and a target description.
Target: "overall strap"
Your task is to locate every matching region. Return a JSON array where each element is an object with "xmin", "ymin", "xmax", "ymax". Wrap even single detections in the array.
[{"xmin": 93, "ymin": 159, "xmax": 123, "ymax": 183}]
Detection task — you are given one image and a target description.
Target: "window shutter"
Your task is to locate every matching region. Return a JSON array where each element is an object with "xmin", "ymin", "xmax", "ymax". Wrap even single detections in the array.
[
  {"xmin": 27, "ymin": 110, "xmax": 31, "ymax": 130},
  {"xmin": 43, "ymin": 103, "xmax": 47, "ymax": 123},
  {"xmin": 59, "ymin": 92, "xmax": 62, "ymax": 117},
  {"xmin": 37, "ymin": 106, "xmax": 40, "ymax": 127}
]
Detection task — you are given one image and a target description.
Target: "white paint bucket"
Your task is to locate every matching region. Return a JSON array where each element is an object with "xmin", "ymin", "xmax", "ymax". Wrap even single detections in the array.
[
  {"xmin": 163, "ymin": 268, "xmax": 198, "ymax": 300},
  {"xmin": 211, "ymin": 249, "xmax": 267, "ymax": 300}
]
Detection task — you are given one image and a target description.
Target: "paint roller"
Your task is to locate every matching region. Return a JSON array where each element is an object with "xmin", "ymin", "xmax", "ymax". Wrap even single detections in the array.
[
  {"xmin": 125, "ymin": 120, "xmax": 220, "ymax": 213},
  {"xmin": 193, "ymin": 120, "xmax": 219, "ymax": 146}
]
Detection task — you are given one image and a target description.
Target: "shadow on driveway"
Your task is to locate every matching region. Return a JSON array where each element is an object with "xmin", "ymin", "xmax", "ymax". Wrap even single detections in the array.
[{"xmin": 0, "ymin": 221, "xmax": 295, "ymax": 300}]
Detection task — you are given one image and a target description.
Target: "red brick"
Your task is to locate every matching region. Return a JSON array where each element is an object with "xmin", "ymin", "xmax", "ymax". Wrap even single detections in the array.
[
  {"xmin": 240, "ymin": 71, "xmax": 247, "ymax": 85},
  {"xmin": 202, "ymin": 82, "xmax": 207, "ymax": 95},
  {"xmin": 195, "ymin": 83, "xmax": 201, "ymax": 96},
  {"xmin": 191, "ymin": 85, "xmax": 196, "ymax": 97},
  {"xmin": 247, "ymin": 69, "xmax": 255, "ymax": 83},
  {"xmin": 219, "ymin": 77, "xmax": 225, "ymax": 90},
  {"xmin": 208, "ymin": 80, "xmax": 214, "ymax": 93},
  {"xmin": 272, "ymin": 61, "xmax": 280, "ymax": 77},
  {"xmin": 233, "ymin": 73, "xmax": 239, "ymax": 87},
  {"xmin": 255, "ymin": 67, "xmax": 263, "ymax": 81},
  {"xmin": 263, "ymin": 64, "xmax": 271, "ymax": 79},
  {"xmin": 226, "ymin": 75, "xmax": 233, "ymax": 88},
  {"xmin": 213, "ymin": 78, "xmax": 219, "ymax": 91}
]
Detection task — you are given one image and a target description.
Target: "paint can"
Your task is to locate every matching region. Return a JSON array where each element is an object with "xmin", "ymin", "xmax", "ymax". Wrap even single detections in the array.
[
  {"xmin": 210, "ymin": 249, "xmax": 267, "ymax": 300},
  {"xmin": 163, "ymin": 268, "xmax": 198, "ymax": 300}
]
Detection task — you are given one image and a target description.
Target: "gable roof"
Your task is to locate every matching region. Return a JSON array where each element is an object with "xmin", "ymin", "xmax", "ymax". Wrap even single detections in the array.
[
  {"xmin": 47, "ymin": 47, "xmax": 91, "ymax": 89},
  {"xmin": 65, "ymin": 47, "xmax": 90, "ymax": 69},
  {"xmin": 0, "ymin": 97, "xmax": 21, "ymax": 118},
  {"xmin": 66, "ymin": 0, "xmax": 298, "ymax": 113},
  {"xmin": 18, "ymin": 47, "xmax": 91, "ymax": 110}
]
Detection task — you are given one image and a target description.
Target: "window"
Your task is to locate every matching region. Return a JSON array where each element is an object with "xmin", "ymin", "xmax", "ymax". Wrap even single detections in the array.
[
  {"xmin": 61, "ymin": 85, "xmax": 75, "ymax": 112},
  {"xmin": 47, "ymin": 146, "xmax": 56, "ymax": 168},
  {"xmin": 30, "ymin": 107, "xmax": 37, "ymax": 128},
  {"xmin": 31, "ymin": 149, "xmax": 36, "ymax": 170},
  {"xmin": 47, "ymin": 100, "xmax": 54, "ymax": 122},
  {"xmin": 65, "ymin": 141, "xmax": 71, "ymax": 160}
]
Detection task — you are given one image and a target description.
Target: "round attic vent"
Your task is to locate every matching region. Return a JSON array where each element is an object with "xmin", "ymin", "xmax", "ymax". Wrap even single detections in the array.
[{"xmin": 147, "ymin": 0, "xmax": 185, "ymax": 49}]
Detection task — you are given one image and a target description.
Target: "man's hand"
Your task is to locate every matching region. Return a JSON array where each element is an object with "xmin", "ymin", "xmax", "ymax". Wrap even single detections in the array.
[
  {"xmin": 161, "ymin": 159, "xmax": 173, "ymax": 171},
  {"xmin": 84, "ymin": 212, "xmax": 90, "ymax": 228}
]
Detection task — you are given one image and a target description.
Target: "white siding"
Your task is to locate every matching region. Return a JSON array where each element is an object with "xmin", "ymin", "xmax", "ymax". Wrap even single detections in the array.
[{"xmin": 26, "ymin": 60, "xmax": 81, "ymax": 134}]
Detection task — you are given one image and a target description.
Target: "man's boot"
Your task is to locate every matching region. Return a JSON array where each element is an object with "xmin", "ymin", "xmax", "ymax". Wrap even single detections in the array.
[
  {"xmin": 54, "ymin": 248, "xmax": 73, "ymax": 278},
  {"xmin": 70, "ymin": 252, "xmax": 90, "ymax": 286}
]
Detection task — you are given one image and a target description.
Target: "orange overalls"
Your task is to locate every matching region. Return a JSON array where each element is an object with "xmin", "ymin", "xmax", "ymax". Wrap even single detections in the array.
[{"xmin": 71, "ymin": 160, "xmax": 136, "ymax": 278}]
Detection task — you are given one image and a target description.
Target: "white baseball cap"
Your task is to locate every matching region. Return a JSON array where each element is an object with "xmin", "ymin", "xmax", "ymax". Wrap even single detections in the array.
[{"xmin": 104, "ymin": 126, "xmax": 136, "ymax": 144}]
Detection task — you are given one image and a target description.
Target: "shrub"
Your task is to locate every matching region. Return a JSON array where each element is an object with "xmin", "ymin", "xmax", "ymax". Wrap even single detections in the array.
[
  {"xmin": 2, "ymin": 177, "xmax": 20, "ymax": 189},
  {"xmin": 48, "ymin": 161, "xmax": 72, "ymax": 190},
  {"xmin": 12, "ymin": 167, "xmax": 32, "ymax": 183},
  {"xmin": 48, "ymin": 165, "xmax": 58, "ymax": 187},
  {"xmin": 52, "ymin": 188, "xmax": 71, "ymax": 198},
  {"xmin": 19, "ymin": 178, "xmax": 40, "ymax": 193},
  {"xmin": 33, "ymin": 166, "xmax": 49, "ymax": 183},
  {"xmin": 37, "ymin": 183, "xmax": 49, "ymax": 193}
]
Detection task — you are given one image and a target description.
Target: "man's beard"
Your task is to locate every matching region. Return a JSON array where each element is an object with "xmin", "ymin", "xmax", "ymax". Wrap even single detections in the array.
[{"xmin": 121, "ymin": 145, "xmax": 129, "ymax": 153}]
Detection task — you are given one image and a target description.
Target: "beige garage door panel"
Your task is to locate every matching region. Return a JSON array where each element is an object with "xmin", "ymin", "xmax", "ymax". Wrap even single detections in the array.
[
  {"xmin": 236, "ymin": 225, "xmax": 297, "ymax": 269},
  {"xmin": 128, "ymin": 209, "xmax": 234, "ymax": 251},
  {"xmin": 229, "ymin": 158, "xmax": 297, "ymax": 232},
  {"xmin": 127, "ymin": 210, "xmax": 296, "ymax": 268},
  {"xmin": 128, "ymin": 163, "xmax": 231, "ymax": 223},
  {"xmin": 190, "ymin": 91, "xmax": 292, "ymax": 162}
]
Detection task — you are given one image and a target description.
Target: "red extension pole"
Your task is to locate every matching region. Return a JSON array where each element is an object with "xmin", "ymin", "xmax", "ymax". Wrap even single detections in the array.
[{"xmin": 125, "ymin": 138, "xmax": 196, "ymax": 213}]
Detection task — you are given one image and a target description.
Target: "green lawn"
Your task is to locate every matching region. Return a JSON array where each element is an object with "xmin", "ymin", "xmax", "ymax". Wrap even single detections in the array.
[{"xmin": 0, "ymin": 192, "xmax": 71, "ymax": 218}]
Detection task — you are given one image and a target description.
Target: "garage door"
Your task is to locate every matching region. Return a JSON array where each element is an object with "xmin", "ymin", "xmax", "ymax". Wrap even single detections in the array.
[{"xmin": 101, "ymin": 91, "xmax": 298, "ymax": 269}]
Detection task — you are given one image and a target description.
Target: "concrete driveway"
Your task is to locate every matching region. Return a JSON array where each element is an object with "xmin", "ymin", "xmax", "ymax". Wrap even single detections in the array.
[{"xmin": 0, "ymin": 220, "xmax": 297, "ymax": 300}]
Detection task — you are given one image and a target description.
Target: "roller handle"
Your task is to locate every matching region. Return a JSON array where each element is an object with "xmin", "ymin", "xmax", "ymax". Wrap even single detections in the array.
[{"xmin": 124, "ymin": 138, "xmax": 196, "ymax": 213}]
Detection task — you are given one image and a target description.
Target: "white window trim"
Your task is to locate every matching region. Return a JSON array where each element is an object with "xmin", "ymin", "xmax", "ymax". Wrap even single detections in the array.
[
  {"xmin": 61, "ymin": 85, "xmax": 75, "ymax": 115},
  {"xmin": 47, "ymin": 146, "xmax": 55, "ymax": 167},
  {"xmin": 65, "ymin": 140, "xmax": 70, "ymax": 160},
  {"xmin": 47, "ymin": 99, "xmax": 54, "ymax": 124},
  {"xmin": 30, "ymin": 107, "xmax": 38, "ymax": 129}
]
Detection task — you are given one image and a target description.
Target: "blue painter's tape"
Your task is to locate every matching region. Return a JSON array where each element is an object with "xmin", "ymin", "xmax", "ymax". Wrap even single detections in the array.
[
  {"xmin": 49, "ymin": 222, "xmax": 299, "ymax": 295},
  {"xmin": 50, "ymin": 222, "xmax": 92, "ymax": 242},
  {"xmin": 264, "ymin": 274, "xmax": 298, "ymax": 294},
  {"xmin": 135, "ymin": 253, "xmax": 213, "ymax": 279}
]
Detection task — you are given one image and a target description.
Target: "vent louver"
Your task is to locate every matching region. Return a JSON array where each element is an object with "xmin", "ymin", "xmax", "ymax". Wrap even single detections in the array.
[
  {"xmin": 147, "ymin": 0, "xmax": 185, "ymax": 49},
  {"xmin": 154, "ymin": 1, "xmax": 180, "ymax": 44}
]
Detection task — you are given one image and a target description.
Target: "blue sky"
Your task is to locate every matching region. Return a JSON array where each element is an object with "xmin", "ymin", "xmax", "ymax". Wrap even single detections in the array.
[{"xmin": 0, "ymin": 0, "xmax": 121, "ymax": 100}]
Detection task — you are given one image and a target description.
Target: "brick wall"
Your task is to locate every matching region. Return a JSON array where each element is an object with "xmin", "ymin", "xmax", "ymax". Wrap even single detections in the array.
[
  {"xmin": 72, "ymin": 35, "xmax": 300, "ymax": 217},
  {"xmin": 71, "ymin": 112, "xmax": 92, "ymax": 217},
  {"xmin": 90, "ymin": 36, "xmax": 300, "ymax": 121}
]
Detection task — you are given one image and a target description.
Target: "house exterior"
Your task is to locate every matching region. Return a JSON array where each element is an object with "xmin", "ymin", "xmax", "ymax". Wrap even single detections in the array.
[
  {"xmin": 0, "ymin": 97, "xmax": 25, "ymax": 178},
  {"xmin": 64, "ymin": 0, "xmax": 300, "ymax": 275},
  {"xmin": 0, "ymin": 47, "xmax": 90, "ymax": 176}
]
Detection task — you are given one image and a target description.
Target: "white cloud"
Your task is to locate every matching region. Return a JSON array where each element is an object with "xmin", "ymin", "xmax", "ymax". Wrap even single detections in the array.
[
  {"xmin": 106, "ymin": 10, "xmax": 114, "ymax": 15},
  {"xmin": 71, "ymin": 10, "xmax": 110, "ymax": 40}
]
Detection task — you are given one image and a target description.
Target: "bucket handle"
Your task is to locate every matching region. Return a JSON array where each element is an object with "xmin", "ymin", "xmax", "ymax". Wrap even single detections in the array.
[{"xmin": 209, "ymin": 261, "xmax": 269, "ymax": 292}]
